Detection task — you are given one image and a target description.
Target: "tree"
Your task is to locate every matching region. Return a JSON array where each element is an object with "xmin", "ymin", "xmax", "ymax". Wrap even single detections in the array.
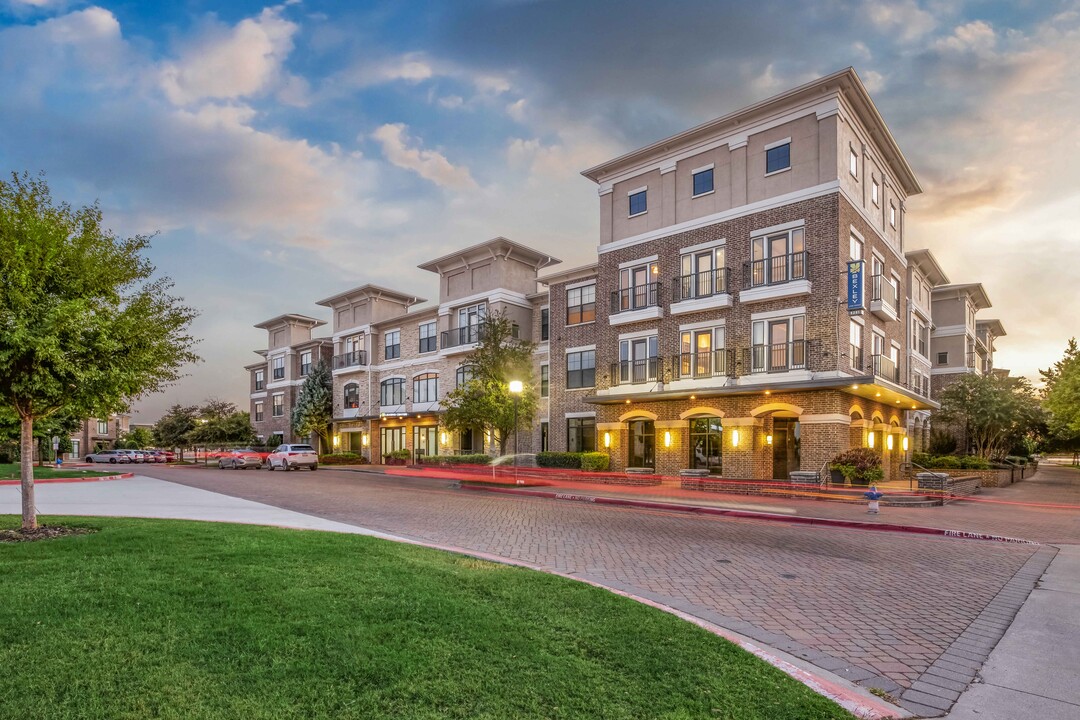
[
  {"xmin": 291, "ymin": 361, "xmax": 332, "ymax": 452},
  {"xmin": 0, "ymin": 407, "xmax": 81, "ymax": 464},
  {"xmin": 442, "ymin": 312, "xmax": 538, "ymax": 455},
  {"xmin": 936, "ymin": 373, "xmax": 1045, "ymax": 460},
  {"xmin": 153, "ymin": 404, "xmax": 200, "ymax": 458},
  {"xmin": 0, "ymin": 173, "xmax": 200, "ymax": 529},
  {"xmin": 189, "ymin": 400, "xmax": 255, "ymax": 447},
  {"xmin": 117, "ymin": 426, "xmax": 154, "ymax": 449},
  {"xmin": 1041, "ymin": 338, "xmax": 1080, "ymax": 464}
]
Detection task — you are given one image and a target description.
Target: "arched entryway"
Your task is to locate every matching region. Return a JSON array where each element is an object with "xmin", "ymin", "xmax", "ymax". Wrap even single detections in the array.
[{"xmin": 751, "ymin": 403, "xmax": 803, "ymax": 480}]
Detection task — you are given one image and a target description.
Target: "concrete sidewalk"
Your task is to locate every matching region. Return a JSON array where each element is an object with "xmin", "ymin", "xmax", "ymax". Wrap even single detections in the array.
[{"xmin": 942, "ymin": 544, "xmax": 1080, "ymax": 719}]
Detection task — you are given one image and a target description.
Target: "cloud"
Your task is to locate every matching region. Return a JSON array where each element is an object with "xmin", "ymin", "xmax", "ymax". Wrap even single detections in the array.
[
  {"xmin": 865, "ymin": 0, "xmax": 937, "ymax": 42},
  {"xmin": 371, "ymin": 123, "xmax": 477, "ymax": 190},
  {"xmin": 159, "ymin": 6, "xmax": 299, "ymax": 105}
]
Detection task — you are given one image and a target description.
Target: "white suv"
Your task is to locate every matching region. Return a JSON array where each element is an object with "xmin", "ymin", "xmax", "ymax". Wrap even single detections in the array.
[{"xmin": 266, "ymin": 444, "xmax": 318, "ymax": 471}]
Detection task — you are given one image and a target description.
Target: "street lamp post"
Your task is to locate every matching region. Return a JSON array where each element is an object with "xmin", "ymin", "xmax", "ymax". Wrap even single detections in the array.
[{"xmin": 508, "ymin": 380, "xmax": 523, "ymax": 484}]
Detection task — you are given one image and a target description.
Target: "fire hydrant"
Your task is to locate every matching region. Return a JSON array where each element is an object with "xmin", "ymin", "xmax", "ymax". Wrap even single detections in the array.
[{"xmin": 864, "ymin": 485, "xmax": 884, "ymax": 514}]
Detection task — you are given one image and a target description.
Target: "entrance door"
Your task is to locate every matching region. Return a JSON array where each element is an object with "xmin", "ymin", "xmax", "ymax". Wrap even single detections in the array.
[
  {"xmin": 413, "ymin": 426, "xmax": 437, "ymax": 462},
  {"xmin": 380, "ymin": 427, "xmax": 405, "ymax": 462},
  {"xmin": 772, "ymin": 418, "xmax": 801, "ymax": 480},
  {"xmin": 688, "ymin": 418, "xmax": 723, "ymax": 474},
  {"xmin": 627, "ymin": 420, "xmax": 655, "ymax": 469}
]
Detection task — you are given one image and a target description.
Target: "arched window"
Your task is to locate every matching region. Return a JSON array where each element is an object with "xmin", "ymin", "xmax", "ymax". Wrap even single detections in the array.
[
  {"xmin": 455, "ymin": 364, "xmax": 476, "ymax": 388},
  {"xmin": 380, "ymin": 378, "xmax": 405, "ymax": 406},
  {"xmin": 413, "ymin": 373, "xmax": 438, "ymax": 403},
  {"xmin": 343, "ymin": 383, "xmax": 359, "ymax": 409}
]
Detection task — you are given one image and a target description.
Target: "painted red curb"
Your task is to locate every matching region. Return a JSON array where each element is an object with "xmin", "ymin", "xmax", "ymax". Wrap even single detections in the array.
[
  {"xmin": 0, "ymin": 473, "xmax": 134, "ymax": 486},
  {"xmin": 460, "ymin": 483, "xmax": 1039, "ymax": 545}
]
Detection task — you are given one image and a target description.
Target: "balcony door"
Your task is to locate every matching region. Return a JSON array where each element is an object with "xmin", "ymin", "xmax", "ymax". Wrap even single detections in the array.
[
  {"xmin": 619, "ymin": 336, "xmax": 658, "ymax": 384},
  {"xmin": 751, "ymin": 228, "xmax": 804, "ymax": 286},
  {"xmin": 680, "ymin": 327, "xmax": 724, "ymax": 378},
  {"xmin": 751, "ymin": 316, "xmax": 805, "ymax": 373},
  {"xmin": 619, "ymin": 262, "xmax": 658, "ymax": 310}
]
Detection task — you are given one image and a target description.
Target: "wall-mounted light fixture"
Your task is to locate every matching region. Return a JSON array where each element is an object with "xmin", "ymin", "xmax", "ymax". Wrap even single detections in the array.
[
  {"xmin": 440, "ymin": 432, "xmax": 448, "ymax": 445},
  {"xmin": 603, "ymin": 432, "xmax": 611, "ymax": 448},
  {"xmin": 333, "ymin": 434, "xmax": 340, "ymax": 448},
  {"xmin": 362, "ymin": 433, "xmax": 369, "ymax": 447},
  {"xmin": 766, "ymin": 434, "xmax": 773, "ymax": 445},
  {"xmin": 731, "ymin": 429, "xmax": 740, "ymax": 447},
  {"xmin": 902, "ymin": 436, "xmax": 909, "ymax": 452},
  {"xmin": 887, "ymin": 434, "xmax": 894, "ymax": 451},
  {"xmin": 867, "ymin": 431, "xmax": 875, "ymax": 449},
  {"xmin": 664, "ymin": 431, "xmax": 672, "ymax": 448}
]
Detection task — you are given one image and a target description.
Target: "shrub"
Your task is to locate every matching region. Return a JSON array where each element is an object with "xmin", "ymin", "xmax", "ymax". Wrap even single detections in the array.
[
  {"xmin": 580, "ymin": 452, "xmax": 610, "ymax": 472},
  {"xmin": 959, "ymin": 456, "xmax": 990, "ymax": 470},
  {"xmin": 912, "ymin": 452, "xmax": 933, "ymax": 468},
  {"xmin": 930, "ymin": 455, "xmax": 961, "ymax": 469},
  {"xmin": 318, "ymin": 452, "xmax": 366, "ymax": 465},
  {"xmin": 1005, "ymin": 455, "xmax": 1028, "ymax": 466},
  {"xmin": 389, "ymin": 449, "xmax": 411, "ymax": 460},
  {"xmin": 928, "ymin": 430, "xmax": 958, "ymax": 455},
  {"xmin": 830, "ymin": 448, "xmax": 884, "ymax": 486},
  {"xmin": 419, "ymin": 454, "xmax": 491, "ymax": 466},
  {"xmin": 537, "ymin": 451, "xmax": 584, "ymax": 469}
]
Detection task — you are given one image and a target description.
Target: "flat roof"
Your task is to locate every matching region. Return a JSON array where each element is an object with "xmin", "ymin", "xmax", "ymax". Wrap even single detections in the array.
[
  {"xmin": 315, "ymin": 283, "xmax": 426, "ymax": 308},
  {"xmin": 253, "ymin": 313, "xmax": 326, "ymax": 330},
  {"xmin": 581, "ymin": 67, "xmax": 921, "ymax": 196},
  {"xmin": 538, "ymin": 262, "xmax": 599, "ymax": 286},
  {"xmin": 418, "ymin": 236, "xmax": 562, "ymax": 274}
]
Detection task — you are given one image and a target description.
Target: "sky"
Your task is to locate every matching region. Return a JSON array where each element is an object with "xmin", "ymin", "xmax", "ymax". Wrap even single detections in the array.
[{"xmin": 1, "ymin": 0, "xmax": 1077, "ymax": 421}]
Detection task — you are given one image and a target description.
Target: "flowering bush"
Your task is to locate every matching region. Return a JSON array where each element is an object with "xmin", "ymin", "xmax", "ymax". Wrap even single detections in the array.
[{"xmin": 830, "ymin": 448, "xmax": 884, "ymax": 486}]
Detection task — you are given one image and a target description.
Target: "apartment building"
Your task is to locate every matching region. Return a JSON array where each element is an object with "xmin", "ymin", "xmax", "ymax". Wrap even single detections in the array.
[
  {"xmin": 247, "ymin": 237, "xmax": 560, "ymax": 460},
  {"xmin": 904, "ymin": 249, "xmax": 950, "ymax": 452},
  {"xmin": 67, "ymin": 413, "xmax": 131, "ymax": 460},
  {"xmin": 540, "ymin": 67, "xmax": 935, "ymax": 481},
  {"xmin": 247, "ymin": 314, "xmax": 334, "ymax": 446}
]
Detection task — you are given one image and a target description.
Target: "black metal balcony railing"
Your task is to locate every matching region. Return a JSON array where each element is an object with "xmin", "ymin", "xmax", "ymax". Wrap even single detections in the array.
[
  {"xmin": 743, "ymin": 251, "xmax": 808, "ymax": 289},
  {"xmin": 869, "ymin": 274, "xmax": 898, "ymax": 311},
  {"xmin": 272, "ymin": 367, "xmax": 285, "ymax": 380},
  {"xmin": 610, "ymin": 282, "xmax": 661, "ymax": 314},
  {"xmin": 610, "ymin": 358, "xmax": 661, "ymax": 386},
  {"xmin": 254, "ymin": 380, "xmax": 265, "ymax": 391},
  {"xmin": 872, "ymin": 354, "xmax": 900, "ymax": 384},
  {"xmin": 333, "ymin": 350, "xmax": 367, "ymax": 370},
  {"xmin": 673, "ymin": 268, "xmax": 730, "ymax": 302},
  {"xmin": 673, "ymin": 349, "xmax": 735, "ymax": 380},
  {"xmin": 745, "ymin": 340, "xmax": 811, "ymax": 374},
  {"xmin": 441, "ymin": 324, "xmax": 485, "ymax": 349}
]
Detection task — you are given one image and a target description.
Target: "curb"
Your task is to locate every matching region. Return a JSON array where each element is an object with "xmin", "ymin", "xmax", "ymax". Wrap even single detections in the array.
[
  {"xmin": 0, "ymin": 473, "xmax": 134, "ymax": 486},
  {"xmin": 460, "ymin": 483, "xmax": 1040, "ymax": 545}
]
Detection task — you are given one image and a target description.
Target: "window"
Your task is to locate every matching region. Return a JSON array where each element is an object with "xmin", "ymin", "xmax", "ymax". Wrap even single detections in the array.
[
  {"xmin": 272, "ymin": 356, "xmax": 285, "ymax": 380},
  {"xmin": 849, "ymin": 234, "xmax": 863, "ymax": 262},
  {"xmin": 566, "ymin": 284, "xmax": 596, "ymax": 324},
  {"xmin": 750, "ymin": 314, "xmax": 806, "ymax": 373},
  {"xmin": 456, "ymin": 302, "xmax": 486, "ymax": 344},
  {"xmin": 456, "ymin": 364, "xmax": 475, "ymax": 388},
  {"xmin": 890, "ymin": 202, "xmax": 897, "ymax": 228},
  {"xmin": 678, "ymin": 246, "xmax": 726, "ymax": 300},
  {"xmin": 254, "ymin": 402, "xmax": 264, "ymax": 422},
  {"xmin": 679, "ymin": 327, "xmax": 726, "ymax": 378},
  {"xmin": 749, "ymin": 227, "xmax": 805, "ymax": 287},
  {"xmin": 97, "ymin": 420, "xmax": 109, "ymax": 435},
  {"xmin": 299, "ymin": 350, "xmax": 312, "ymax": 377},
  {"xmin": 566, "ymin": 350, "xmax": 595, "ymax": 389},
  {"xmin": 938, "ymin": 352, "xmax": 949, "ymax": 365},
  {"xmin": 413, "ymin": 373, "xmax": 438, "ymax": 403},
  {"xmin": 692, "ymin": 167, "xmax": 714, "ymax": 196},
  {"xmin": 890, "ymin": 274, "xmax": 901, "ymax": 310},
  {"xmin": 254, "ymin": 369, "xmax": 265, "ymax": 391},
  {"xmin": 849, "ymin": 148, "xmax": 858, "ymax": 178},
  {"xmin": 618, "ymin": 335, "xmax": 659, "ymax": 384},
  {"xmin": 567, "ymin": 417, "xmax": 596, "ymax": 453},
  {"xmin": 617, "ymin": 260, "xmax": 660, "ymax": 310},
  {"xmin": 628, "ymin": 189, "xmax": 647, "ymax": 216},
  {"xmin": 540, "ymin": 308, "xmax": 549, "ymax": 341},
  {"xmin": 272, "ymin": 394, "xmax": 284, "ymax": 417},
  {"xmin": 384, "ymin": 330, "xmax": 400, "ymax": 360},
  {"xmin": 765, "ymin": 142, "xmax": 790, "ymax": 174},
  {"xmin": 380, "ymin": 378, "xmax": 405, "ymax": 406},
  {"xmin": 419, "ymin": 321, "xmax": 437, "ymax": 353},
  {"xmin": 872, "ymin": 179, "xmax": 880, "ymax": 205},
  {"xmin": 540, "ymin": 422, "xmax": 549, "ymax": 452},
  {"xmin": 849, "ymin": 320, "xmax": 863, "ymax": 370},
  {"xmin": 344, "ymin": 383, "xmax": 359, "ymax": 409},
  {"xmin": 540, "ymin": 364, "xmax": 549, "ymax": 397},
  {"xmin": 688, "ymin": 417, "xmax": 723, "ymax": 473}
]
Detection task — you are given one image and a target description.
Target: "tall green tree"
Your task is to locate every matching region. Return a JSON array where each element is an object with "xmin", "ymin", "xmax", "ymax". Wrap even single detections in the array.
[
  {"xmin": 117, "ymin": 426, "xmax": 154, "ymax": 450},
  {"xmin": 936, "ymin": 372, "xmax": 1045, "ymax": 460},
  {"xmin": 0, "ymin": 173, "xmax": 199, "ymax": 529},
  {"xmin": 442, "ymin": 312, "xmax": 537, "ymax": 455},
  {"xmin": 153, "ymin": 404, "xmax": 200, "ymax": 458},
  {"xmin": 189, "ymin": 399, "xmax": 255, "ymax": 447},
  {"xmin": 1041, "ymin": 338, "xmax": 1080, "ymax": 463},
  {"xmin": 292, "ymin": 361, "xmax": 332, "ymax": 452}
]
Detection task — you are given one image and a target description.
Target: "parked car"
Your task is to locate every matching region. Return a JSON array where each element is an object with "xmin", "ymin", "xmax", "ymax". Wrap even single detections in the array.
[
  {"xmin": 218, "ymin": 449, "xmax": 263, "ymax": 470},
  {"xmin": 116, "ymin": 449, "xmax": 145, "ymax": 463},
  {"xmin": 153, "ymin": 450, "xmax": 176, "ymax": 462},
  {"xmin": 142, "ymin": 451, "xmax": 166, "ymax": 463},
  {"xmin": 84, "ymin": 450, "xmax": 131, "ymax": 464},
  {"xmin": 265, "ymin": 444, "xmax": 318, "ymax": 471}
]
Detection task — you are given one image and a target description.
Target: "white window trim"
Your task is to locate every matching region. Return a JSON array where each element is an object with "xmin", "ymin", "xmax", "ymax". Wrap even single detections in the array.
[
  {"xmin": 890, "ymin": 202, "xmax": 897, "ymax": 227},
  {"xmin": 849, "ymin": 314, "xmax": 865, "ymax": 327},
  {"xmin": 680, "ymin": 237, "xmax": 726, "ymax": 255},
  {"xmin": 564, "ymin": 278, "xmax": 596, "ymax": 291},
  {"xmin": 764, "ymin": 166, "xmax": 791, "ymax": 178},
  {"xmin": 872, "ymin": 178, "xmax": 880, "ymax": 206},
  {"xmin": 565, "ymin": 344, "xmax": 596, "ymax": 354},
  {"xmin": 626, "ymin": 185, "xmax": 648, "ymax": 196},
  {"xmin": 849, "ymin": 225, "xmax": 865, "ymax": 243},
  {"xmin": 618, "ymin": 254, "xmax": 659, "ymax": 270},
  {"xmin": 751, "ymin": 218, "xmax": 805, "ymax": 238},
  {"xmin": 627, "ymin": 186, "xmax": 648, "ymax": 218},
  {"xmin": 565, "ymin": 411, "xmax": 597, "ymax": 419},
  {"xmin": 617, "ymin": 328, "xmax": 659, "ymax": 341},
  {"xmin": 679, "ymin": 318, "xmax": 726, "ymax": 332},
  {"xmin": 849, "ymin": 146, "xmax": 859, "ymax": 178},
  {"xmin": 691, "ymin": 162, "xmax": 715, "ymax": 174},
  {"xmin": 750, "ymin": 306, "xmax": 807, "ymax": 322},
  {"xmin": 380, "ymin": 374, "xmax": 407, "ymax": 382},
  {"xmin": 764, "ymin": 136, "xmax": 792, "ymax": 151}
]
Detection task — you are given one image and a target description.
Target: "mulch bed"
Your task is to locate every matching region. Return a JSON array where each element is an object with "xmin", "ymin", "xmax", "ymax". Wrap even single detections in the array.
[{"xmin": 0, "ymin": 526, "xmax": 96, "ymax": 543}]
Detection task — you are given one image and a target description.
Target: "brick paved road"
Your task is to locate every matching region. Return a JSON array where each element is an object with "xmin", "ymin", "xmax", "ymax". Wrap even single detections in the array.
[{"xmin": 142, "ymin": 464, "xmax": 1050, "ymax": 695}]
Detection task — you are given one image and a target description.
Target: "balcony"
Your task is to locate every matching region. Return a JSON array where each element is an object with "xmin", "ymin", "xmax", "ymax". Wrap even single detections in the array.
[
  {"xmin": 610, "ymin": 358, "xmax": 662, "ymax": 387},
  {"xmin": 871, "ymin": 354, "xmax": 900, "ymax": 384},
  {"xmin": 740, "ymin": 251, "xmax": 811, "ymax": 304},
  {"xmin": 869, "ymin": 275, "xmax": 899, "ymax": 321},
  {"xmin": 671, "ymin": 268, "xmax": 732, "ymax": 315},
  {"xmin": 441, "ymin": 324, "xmax": 485, "ymax": 352},
  {"xmin": 848, "ymin": 346, "xmax": 865, "ymax": 372},
  {"xmin": 610, "ymin": 282, "xmax": 663, "ymax": 325},
  {"xmin": 672, "ymin": 349, "xmax": 735, "ymax": 380},
  {"xmin": 744, "ymin": 340, "xmax": 813, "ymax": 375},
  {"xmin": 332, "ymin": 350, "xmax": 367, "ymax": 370}
]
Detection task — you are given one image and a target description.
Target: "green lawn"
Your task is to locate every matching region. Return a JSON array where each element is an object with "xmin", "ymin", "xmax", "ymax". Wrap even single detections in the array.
[
  {"xmin": 0, "ymin": 517, "xmax": 852, "ymax": 720},
  {"xmin": 0, "ymin": 463, "xmax": 121, "ymax": 480}
]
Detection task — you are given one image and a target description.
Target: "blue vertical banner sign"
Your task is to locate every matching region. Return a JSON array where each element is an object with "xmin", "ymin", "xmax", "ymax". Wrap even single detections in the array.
[{"xmin": 847, "ymin": 260, "xmax": 864, "ymax": 314}]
